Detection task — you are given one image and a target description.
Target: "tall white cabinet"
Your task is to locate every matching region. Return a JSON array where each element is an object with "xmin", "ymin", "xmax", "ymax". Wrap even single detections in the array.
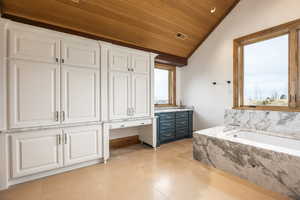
[
  {"xmin": 8, "ymin": 26, "xmax": 100, "ymax": 128},
  {"xmin": 0, "ymin": 20, "xmax": 156, "ymax": 190},
  {"xmin": 108, "ymin": 47, "xmax": 151, "ymax": 120}
]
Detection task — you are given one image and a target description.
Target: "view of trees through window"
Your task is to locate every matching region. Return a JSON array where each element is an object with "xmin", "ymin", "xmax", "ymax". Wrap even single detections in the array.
[{"xmin": 243, "ymin": 34, "xmax": 289, "ymax": 106}]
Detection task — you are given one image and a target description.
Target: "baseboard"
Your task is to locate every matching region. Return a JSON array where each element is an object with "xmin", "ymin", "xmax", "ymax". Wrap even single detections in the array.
[
  {"xmin": 6, "ymin": 159, "xmax": 103, "ymax": 189},
  {"xmin": 110, "ymin": 135, "xmax": 140, "ymax": 149}
]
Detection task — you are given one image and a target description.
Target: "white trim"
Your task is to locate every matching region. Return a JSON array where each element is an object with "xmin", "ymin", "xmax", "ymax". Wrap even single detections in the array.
[
  {"xmin": 99, "ymin": 41, "xmax": 111, "ymax": 122},
  {"xmin": 0, "ymin": 134, "xmax": 9, "ymax": 190},
  {"xmin": 7, "ymin": 159, "xmax": 103, "ymax": 188},
  {"xmin": 0, "ymin": 19, "xmax": 8, "ymax": 131},
  {"xmin": 150, "ymin": 53, "xmax": 158, "ymax": 117}
]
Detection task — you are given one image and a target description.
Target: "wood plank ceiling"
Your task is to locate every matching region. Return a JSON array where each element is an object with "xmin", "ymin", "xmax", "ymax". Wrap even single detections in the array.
[{"xmin": 1, "ymin": 0, "xmax": 239, "ymax": 66}]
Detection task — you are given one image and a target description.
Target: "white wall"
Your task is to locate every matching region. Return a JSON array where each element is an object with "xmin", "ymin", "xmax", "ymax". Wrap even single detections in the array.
[{"xmin": 181, "ymin": 0, "xmax": 300, "ymax": 130}]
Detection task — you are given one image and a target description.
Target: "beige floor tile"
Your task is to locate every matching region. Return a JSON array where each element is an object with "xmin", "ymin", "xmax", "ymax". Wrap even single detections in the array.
[{"xmin": 0, "ymin": 139, "xmax": 289, "ymax": 200}]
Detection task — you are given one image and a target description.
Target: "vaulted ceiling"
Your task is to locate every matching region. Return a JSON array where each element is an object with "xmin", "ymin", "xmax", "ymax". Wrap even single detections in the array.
[{"xmin": 1, "ymin": 0, "xmax": 239, "ymax": 65}]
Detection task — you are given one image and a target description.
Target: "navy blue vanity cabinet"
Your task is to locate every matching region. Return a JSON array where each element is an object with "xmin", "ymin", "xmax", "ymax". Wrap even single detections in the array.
[{"xmin": 156, "ymin": 110, "xmax": 193, "ymax": 146}]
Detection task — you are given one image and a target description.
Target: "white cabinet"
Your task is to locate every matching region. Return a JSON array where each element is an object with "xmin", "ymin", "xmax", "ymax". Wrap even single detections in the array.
[
  {"xmin": 11, "ymin": 129, "xmax": 63, "ymax": 178},
  {"xmin": 8, "ymin": 60, "xmax": 60, "ymax": 129},
  {"xmin": 109, "ymin": 49, "xmax": 131, "ymax": 72},
  {"xmin": 132, "ymin": 74, "xmax": 149, "ymax": 118},
  {"xmin": 108, "ymin": 48, "xmax": 151, "ymax": 120},
  {"xmin": 109, "ymin": 71, "xmax": 131, "ymax": 120},
  {"xmin": 10, "ymin": 125, "xmax": 102, "ymax": 178},
  {"xmin": 61, "ymin": 40, "xmax": 99, "ymax": 68},
  {"xmin": 8, "ymin": 28, "xmax": 60, "ymax": 63},
  {"xmin": 7, "ymin": 25, "xmax": 100, "ymax": 128},
  {"xmin": 61, "ymin": 66, "xmax": 99, "ymax": 124},
  {"xmin": 63, "ymin": 125, "xmax": 102, "ymax": 166}
]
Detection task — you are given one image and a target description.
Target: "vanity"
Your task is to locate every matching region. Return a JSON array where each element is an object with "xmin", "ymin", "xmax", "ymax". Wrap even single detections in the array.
[{"xmin": 155, "ymin": 108, "xmax": 193, "ymax": 146}]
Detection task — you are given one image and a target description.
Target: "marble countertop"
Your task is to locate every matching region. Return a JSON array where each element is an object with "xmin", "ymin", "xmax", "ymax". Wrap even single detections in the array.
[
  {"xmin": 154, "ymin": 108, "xmax": 193, "ymax": 113},
  {"xmin": 194, "ymin": 126, "xmax": 300, "ymax": 157}
]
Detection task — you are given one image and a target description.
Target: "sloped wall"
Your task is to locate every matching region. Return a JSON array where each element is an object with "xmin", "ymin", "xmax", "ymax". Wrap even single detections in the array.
[{"xmin": 181, "ymin": 0, "xmax": 300, "ymax": 130}]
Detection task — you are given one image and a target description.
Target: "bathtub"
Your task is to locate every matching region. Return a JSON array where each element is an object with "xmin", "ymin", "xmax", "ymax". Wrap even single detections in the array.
[
  {"xmin": 224, "ymin": 130, "xmax": 300, "ymax": 157},
  {"xmin": 193, "ymin": 126, "xmax": 300, "ymax": 200}
]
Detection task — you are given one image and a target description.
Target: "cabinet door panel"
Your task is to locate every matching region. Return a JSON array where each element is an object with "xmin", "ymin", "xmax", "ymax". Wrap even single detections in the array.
[
  {"xmin": 131, "ymin": 53, "xmax": 149, "ymax": 74},
  {"xmin": 132, "ymin": 74, "xmax": 150, "ymax": 118},
  {"xmin": 11, "ymin": 129, "xmax": 63, "ymax": 178},
  {"xmin": 9, "ymin": 60, "xmax": 60, "ymax": 128},
  {"xmin": 109, "ymin": 49, "xmax": 130, "ymax": 72},
  {"xmin": 61, "ymin": 66, "xmax": 99, "ymax": 124},
  {"xmin": 8, "ymin": 28, "xmax": 59, "ymax": 63},
  {"xmin": 109, "ymin": 71, "xmax": 131, "ymax": 120},
  {"xmin": 63, "ymin": 126, "xmax": 102, "ymax": 166},
  {"xmin": 61, "ymin": 40, "xmax": 99, "ymax": 68}
]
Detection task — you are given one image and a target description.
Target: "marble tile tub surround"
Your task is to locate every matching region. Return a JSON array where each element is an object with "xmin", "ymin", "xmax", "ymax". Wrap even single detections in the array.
[
  {"xmin": 193, "ymin": 132, "xmax": 300, "ymax": 200},
  {"xmin": 224, "ymin": 109, "xmax": 300, "ymax": 140}
]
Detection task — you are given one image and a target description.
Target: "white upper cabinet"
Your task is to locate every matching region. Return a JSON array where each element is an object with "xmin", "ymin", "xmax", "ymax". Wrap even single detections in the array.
[
  {"xmin": 131, "ymin": 53, "xmax": 149, "ymax": 74},
  {"xmin": 107, "ymin": 46, "xmax": 151, "ymax": 120},
  {"xmin": 11, "ymin": 129, "xmax": 63, "ymax": 178},
  {"xmin": 61, "ymin": 66, "xmax": 99, "ymax": 124},
  {"xmin": 63, "ymin": 125, "xmax": 102, "ymax": 166},
  {"xmin": 132, "ymin": 74, "xmax": 150, "ymax": 118},
  {"xmin": 109, "ymin": 71, "xmax": 131, "ymax": 120},
  {"xmin": 109, "ymin": 48, "xmax": 131, "ymax": 72},
  {"xmin": 61, "ymin": 40, "xmax": 99, "ymax": 68},
  {"xmin": 8, "ymin": 28, "xmax": 59, "ymax": 63},
  {"xmin": 7, "ymin": 24, "xmax": 101, "ymax": 128},
  {"xmin": 9, "ymin": 60, "xmax": 60, "ymax": 129}
]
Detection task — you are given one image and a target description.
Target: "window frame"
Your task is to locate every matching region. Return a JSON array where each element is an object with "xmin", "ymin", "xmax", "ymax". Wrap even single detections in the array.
[
  {"xmin": 154, "ymin": 63, "xmax": 177, "ymax": 107},
  {"xmin": 233, "ymin": 19, "xmax": 300, "ymax": 111}
]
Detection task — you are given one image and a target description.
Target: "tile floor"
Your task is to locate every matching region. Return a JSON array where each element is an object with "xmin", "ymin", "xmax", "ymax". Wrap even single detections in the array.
[{"xmin": 0, "ymin": 139, "xmax": 289, "ymax": 200}]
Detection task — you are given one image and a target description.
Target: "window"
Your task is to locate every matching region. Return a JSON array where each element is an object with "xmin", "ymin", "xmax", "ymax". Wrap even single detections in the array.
[
  {"xmin": 154, "ymin": 64, "xmax": 176, "ymax": 106},
  {"xmin": 233, "ymin": 19, "xmax": 300, "ymax": 111},
  {"xmin": 243, "ymin": 35, "xmax": 289, "ymax": 106}
]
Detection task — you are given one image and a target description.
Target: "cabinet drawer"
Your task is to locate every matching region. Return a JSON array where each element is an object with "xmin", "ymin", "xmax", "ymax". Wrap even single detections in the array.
[
  {"xmin": 175, "ymin": 119, "xmax": 188, "ymax": 128},
  {"xmin": 175, "ymin": 112, "xmax": 188, "ymax": 119},
  {"xmin": 160, "ymin": 130, "xmax": 175, "ymax": 142},
  {"xmin": 159, "ymin": 113, "xmax": 175, "ymax": 121},
  {"xmin": 176, "ymin": 127, "xmax": 189, "ymax": 138},
  {"xmin": 160, "ymin": 120, "xmax": 175, "ymax": 130}
]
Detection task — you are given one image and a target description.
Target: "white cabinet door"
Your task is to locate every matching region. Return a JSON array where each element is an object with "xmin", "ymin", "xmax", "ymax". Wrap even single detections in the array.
[
  {"xmin": 9, "ymin": 60, "xmax": 60, "ymax": 128},
  {"xmin": 109, "ymin": 48, "xmax": 131, "ymax": 72},
  {"xmin": 61, "ymin": 66, "xmax": 99, "ymax": 124},
  {"xmin": 109, "ymin": 71, "xmax": 131, "ymax": 120},
  {"xmin": 63, "ymin": 125, "xmax": 102, "ymax": 166},
  {"xmin": 11, "ymin": 129, "xmax": 63, "ymax": 178},
  {"xmin": 61, "ymin": 40, "xmax": 99, "ymax": 68},
  {"xmin": 131, "ymin": 53, "xmax": 149, "ymax": 74},
  {"xmin": 8, "ymin": 28, "xmax": 59, "ymax": 63},
  {"xmin": 132, "ymin": 74, "xmax": 150, "ymax": 118}
]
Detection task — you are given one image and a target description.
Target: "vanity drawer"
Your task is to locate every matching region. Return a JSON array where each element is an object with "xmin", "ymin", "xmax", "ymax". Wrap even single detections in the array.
[
  {"xmin": 159, "ymin": 113, "xmax": 175, "ymax": 121},
  {"xmin": 160, "ymin": 120, "xmax": 175, "ymax": 130},
  {"xmin": 160, "ymin": 130, "xmax": 175, "ymax": 142},
  {"xmin": 175, "ymin": 111, "xmax": 188, "ymax": 119},
  {"xmin": 176, "ymin": 127, "xmax": 189, "ymax": 138},
  {"xmin": 175, "ymin": 119, "xmax": 188, "ymax": 128}
]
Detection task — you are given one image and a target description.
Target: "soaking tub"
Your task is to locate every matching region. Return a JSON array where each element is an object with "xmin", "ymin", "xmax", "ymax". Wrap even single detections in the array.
[{"xmin": 193, "ymin": 126, "xmax": 300, "ymax": 200}]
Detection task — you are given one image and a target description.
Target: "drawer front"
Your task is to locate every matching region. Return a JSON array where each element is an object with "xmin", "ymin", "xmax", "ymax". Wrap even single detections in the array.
[
  {"xmin": 176, "ymin": 127, "xmax": 189, "ymax": 138},
  {"xmin": 175, "ymin": 112, "xmax": 188, "ymax": 119},
  {"xmin": 160, "ymin": 120, "xmax": 175, "ymax": 130},
  {"xmin": 175, "ymin": 119, "xmax": 188, "ymax": 128},
  {"xmin": 160, "ymin": 130, "xmax": 175, "ymax": 142},
  {"xmin": 159, "ymin": 113, "xmax": 175, "ymax": 121}
]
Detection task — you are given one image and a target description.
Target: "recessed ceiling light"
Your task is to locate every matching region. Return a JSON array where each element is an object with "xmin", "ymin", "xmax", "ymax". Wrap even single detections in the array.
[
  {"xmin": 176, "ymin": 32, "xmax": 188, "ymax": 40},
  {"xmin": 210, "ymin": 7, "xmax": 216, "ymax": 13}
]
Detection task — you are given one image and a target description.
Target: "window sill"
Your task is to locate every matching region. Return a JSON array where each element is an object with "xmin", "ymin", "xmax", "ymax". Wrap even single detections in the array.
[{"xmin": 232, "ymin": 106, "xmax": 300, "ymax": 112}]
